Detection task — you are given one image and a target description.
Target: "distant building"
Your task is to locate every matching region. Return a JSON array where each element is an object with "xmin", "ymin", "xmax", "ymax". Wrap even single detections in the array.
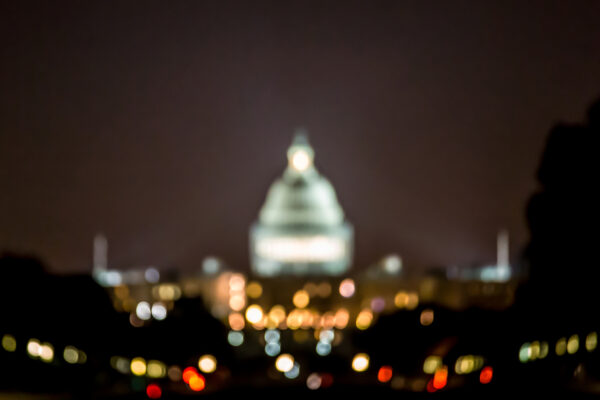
[{"xmin": 249, "ymin": 132, "xmax": 353, "ymax": 276}]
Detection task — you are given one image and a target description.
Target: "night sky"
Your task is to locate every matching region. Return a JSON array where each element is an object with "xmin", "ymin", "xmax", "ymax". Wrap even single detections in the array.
[{"xmin": 1, "ymin": 1, "xmax": 599, "ymax": 274}]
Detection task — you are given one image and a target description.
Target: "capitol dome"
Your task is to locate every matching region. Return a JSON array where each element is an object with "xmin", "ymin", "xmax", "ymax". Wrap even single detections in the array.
[{"xmin": 250, "ymin": 132, "xmax": 353, "ymax": 276}]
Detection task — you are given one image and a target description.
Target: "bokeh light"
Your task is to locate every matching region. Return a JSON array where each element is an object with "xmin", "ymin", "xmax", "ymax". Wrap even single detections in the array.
[
  {"xmin": 146, "ymin": 383, "xmax": 162, "ymax": 399},
  {"xmin": 131, "ymin": 358, "xmax": 147, "ymax": 376},
  {"xmin": 246, "ymin": 305, "xmax": 264, "ymax": 324},
  {"xmin": 480, "ymin": 366, "xmax": 493, "ymax": 384},
  {"xmin": 198, "ymin": 354, "xmax": 217, "ymax": 373},
  {"xmin": 352, "ymin": 353, "xmax": 369, "ymax": 372},
  {"xmin": 275, "ymin": 354, "xmax": 294, "ymax": 373},
  {"xmin": 339, "ymin": 279, "xmax": 355, "ymax": 298},
  {"xmin": 292, "ymin": 290, "xmax": 310, "ymax": 308},
  {"xmin": 378, "ymin": 366, "xmax": 393, "ymax": 383},
  {"xmin": 228, "ymin": 331, "xmax": 244, "ymax": 347},
  {"xmin": 586, "ymin": 332, "xmax": 597, "ymax": 352},
  {"xmin": 420, "ymin": 309, "xmax": 434, "ymax": 326},
  {"xmin": 63, "ymin": 346, "xmax": 79, "ymax": 364},
  {"xmin": 188, "ymin": 374, "xmax": 206, "ymax": 391},
  {"xmin": 1, "ymin": 334, "xmax": 16, "ymax": 352},
  {"xmin": 567, "ymin": 334, "xmax": 579, "ymax": 354},
  {"xmin": 423, "ymin": 356, "xmax": 442, "ymax": 374},
  {"xmin": 246, "ymin": 281, "xmax": 263, "ymax": 298},
  {"xmin": 306, "ymin": 373, "xmax": 322, "ymax": 390}
]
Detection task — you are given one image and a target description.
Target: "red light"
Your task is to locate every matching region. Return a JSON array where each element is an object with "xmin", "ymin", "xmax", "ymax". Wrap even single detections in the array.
[
  {"xmin": 146, "ymin": 383, "xmax": 162, "ymax": 399},
  {"xmin": 426, "ymin": 378, "xmax": 437, "ymax": 393},
  {"xmin": 182, "ymin": 367, "xmax": 198, "ymax": 383},
  {"xmin": 377, "ymin": 366, "xmax": 393, "ymax": 383},
  {"xmin": 480, "ymin": 366, "xmax": 493, "ymax": 384},
  {"xmin": 432, "ymin": 366, "xmax": 448, "ymax": 389},
  {"xmin": 320, "ymin": 373, "xmax": 333, "ymax": 388},
  {"xmin": 188, "ymin": 373, "xmax": 206, "ymax": 391}
]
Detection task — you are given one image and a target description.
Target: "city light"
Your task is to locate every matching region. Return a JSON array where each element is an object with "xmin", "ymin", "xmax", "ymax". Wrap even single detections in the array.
[
  {"xmin": 136, "ymin": 301, "xmax": 151, "ymax": 320},
  {"xmin": 293, "ymin": 289, "xmax": 310, "ymax": 308},
  {"xmin": 423, "ymin": 356, "xmax": 442, "ymax": 374},
  {"xmin": 352, "ymin": 353, "xmax": 370, "ymax": 372},
  {"xmin": 339, "ymin": 278, "xmax": 355, "ymax": 298},
  {"xmin": 567, "ymin": 335, "xmax": 579, "ymax": 354},
  {"xmin": 147, "ymin": 360, "xmax": 167, "ymax": 378},
  {"xmin": 290, "ymin": 149, "xmax": 311, "ymax": 172},
  {"xmin": 519, "ymin": 343, "xmax": 531, "ymax": 363},
  {"xmin": 26, "ymin": 339, "xmax": 41, "ymax": 357},
  {"xmin": 198, "ymin": 355, "xmax": 217, "ymax": 373},
  {"xmin": 228, "ymin": 312, "xmax": 245, "ymax": 330},
  {"xmin": 182, "ymin": 367, "xmax": 198, "ymax": 383},
  {"xmin": 306, "ymin": 373, "xmax": 322, "ymax": 390},
  {"xmin": 1, "ymin": 334, "xmax": 16, "ymax": 352},
  {"xmin": 39, "ymin": 343, "xmax": 54, "ymax": 362},
  {"xmin": 131, "ymin": 357, "xmax": 147, "ymax": 376},
  {"xmin": 188, "ymin": 374, "xmax": 206, "ymax": 391},
  {"xmin": 433, "ymin": 366, "xmax": 448, "ymax": 390},
  {"xmin": 586, "ymin": 332, "xmax": 597, "ymax": 351},
  {"xmin": 246, "ymin": 281, "xmax": 263, "ymax": 298},
  {"xmin": 284, "ymin": 362, "xmax": 300, "ymax": 379},
  {"xmin": 275, "ymin": 354, "xmax": 295, "ymax": 373},
  {"xmin": 556, "ymin": 338, "xmax": 567, "ymax": 356},
  {"xmin": 227, "ymin": 331, "xmax": 244, "ymax": 347},
  {"xmin": 151, "ymin": 303, "xmax": 167, "ymax": 320},
  {"xmin": 356, "ymin": 309, "xmax": 373, "ymax": 330},
  {"xmin": 63, "ymin": 346, "xmax": 79, "ymax": 364},
  {"xmin": 316, "ymin": 341, "xmax": 331, "ymax": 356},
  {"xmin": 246, "ymin": 305, "xmax": 264, "ymax": 324},
  {"xmin": 378, "ymin": 366, "xmax": 393, "ymax": 383},
  {"xmin": 146, "ymin": 383, "xmax": 162, "ymax": 399},
  {"xmin": 420, "ymin": 309, "xmax": 434, "ymax": 326},
  {"xmin": 480, "ymin": 366, "xmax": 493, "ymax": 384}
]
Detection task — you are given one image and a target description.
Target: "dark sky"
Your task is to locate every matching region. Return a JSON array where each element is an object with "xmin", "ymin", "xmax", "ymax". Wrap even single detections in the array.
[{"xmin": 1, "ymin": 1, "xmax": 599, "ymax": 275}]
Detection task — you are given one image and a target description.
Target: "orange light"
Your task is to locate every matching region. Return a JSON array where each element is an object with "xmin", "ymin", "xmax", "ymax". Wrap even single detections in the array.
[
  {"xmin": 188, "ymin": 373, "xmax": 206, "ymax": 391},
  {"xmin": 377, "ymin": 366, "xmax": 393, "ymax": 383},
  {"xmin": 146, "ymin": 383, "xmax": 162, "ymax": 399},
  {"xmin": 433, "ymin": 366, "xmax": 448, "ymax": 389},
  {"xmin": 480, "ymin": 366, "xmax": 493, "ymax": 384},
  {"xmin": 182, "ymin": 367, "xmax": 198, "ymax": 384}
]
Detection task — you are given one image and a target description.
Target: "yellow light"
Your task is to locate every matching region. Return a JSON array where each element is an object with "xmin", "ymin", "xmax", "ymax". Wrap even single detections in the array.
[
  {"xmin": 228, "ymin": 312, "xmax": 245, "ymax": 331},
  {"xmin": 455, "ymin": 355, "xmax": 475, "ymax": 374},
  {"xmin": 420, "ymin": 309, "xmax": 434, "ymax": 326},
  {"xmin": 567, "ymin": 335, "xmax": 579, "ymax": 354},
  {"xmin": 356, "ymin": 309, "xmax": 373, "ymax": 330},
  {"xmin": 229, "ymin": 294, "xmax": 246, "ymax": 311},
  {"xmin": 39, "ymin": 343, "xmax": 54, "ymax": 362},
  {"xmin": 394, "ymin": 291, "xmax": 408, "ymax": 308},
  {"xmin": 406, "ymin": 293, "xmax": 419, "ymax": 310},
  {"xmin": 339, "ymin": 279, "xmax": 355, "ymax": 298},
  {"xmin": 556, "ymin": 338, "xmax": 567, "ymax": 356},
  {"xmin": 423, "ymin": 356, "xmax": 442, "ymax": 374},
  {"xmin": 246, "ymin": 305, "xmax": 264, "ymax": 324},
  {"xmin": 352, "ymin": 353, "xmax": 370, "ymax": 372},
  {"xmin": 530, "ymin": 341, "xmax": 540, "ymax": 360},
  {"xmin": 275, "ymin": 354, "xmax": 295, "ymax": 372},
  {"xmin": 198, "ymin": 354, "xmax": 217, "ymax": 373},
  {"xmin": 246, "ymin": 281, "xmax": 263, "ymax": 298},
  {"xmin": 1, "ymin": 334, "xmax": 16, "ymax": 352},
  {"xmin": 131, "ymin": 357, "xmax": 147, "ymax": 376},
  {"xmin": 539, "ymin": 341, "xmax": 549, "ymax": 359},
  {"xmin": 287, "ymin": 309, "xmax": 302, "ymax": 330},
  {"xmin": 291, "ymin": 149, "xmax": 311, "ymax": 172},
  {"xmin": 27, "ymin": 339, "xmax": 41, "ymax": 357},
  {"xmin": 147, "ymin": 360, "xmax": 167, "ymax": 378},
  {"xmin": 269, "ymin": 305, "xmax": 287, "ymax": 326},
  {"xmin": 63, "ymin": 346, "xmax": 79, "ymax": 364},
  {"xmin": 586, "ymin": 332, "xmax": 597, "ymax": 352},
  {"xmin": 293, "ymin": 290, "xmax": 310, "ymax": 309}
]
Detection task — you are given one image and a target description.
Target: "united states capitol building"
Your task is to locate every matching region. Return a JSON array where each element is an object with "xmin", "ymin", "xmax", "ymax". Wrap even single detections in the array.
[{"xmin": 93, "ymin": 132, "xmax": 516, "ymax": 334}]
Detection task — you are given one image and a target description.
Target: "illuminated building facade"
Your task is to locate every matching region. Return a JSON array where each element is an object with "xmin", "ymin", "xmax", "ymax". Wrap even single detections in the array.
[{"xmin": 249, "ymin": 133, "xmax": 353, "ymax": 276}]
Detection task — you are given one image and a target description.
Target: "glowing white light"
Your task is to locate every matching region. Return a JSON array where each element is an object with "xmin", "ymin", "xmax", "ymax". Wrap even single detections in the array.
[
  {"xmin": 352, "ymin": 353, "xmax": 370, "ymax": 372},
  {"xmin": 27, "ymin": 339, "xmax": 41, "ymax": 357},
  {"xmin": 383, "ymin": 255, "xmax": 402, "ymax": 274},
  {"xmin": 144, "ymin": 267, "xmax": 160, "ymax": 283},
  {"xmin": 284, "ymin": 362, "xmax": 300, "ymax": 379},
  {"xmin": 319, "ymin": 330, "xmax": 334, "ymax": 343},
  {"xmin": 290, "ymin": 150, "xmax": 311, "ymax": 172},
  {"xmin": 246, "ymin": 305, "xmax": 264, "ymax": 324},
  {"xmin": 265, "ymin": 329, "xmax": 280, "ymax": 344},
  {"xmin": 198, "ymin": 354, "xmax": 217, "ymax": 373},
  {"xmin": 202, "ymin": 257, "xmax": 220, "ymax": 274},
  {"xmin": 136, "ymin": 301, "xmax": 151, "ymax": 320},
  {"xmin": 228, "ymin": 331, "xmax": 244, "ymax": 347},
  {"xmin": 316, "ymin": 341, "xmax": 331, "ymax": 356},
  {"xmin": 151, "ymin": 303, "xmax": 167, "ymax": 320},
  {"xmin": 265, "ymin": 342, "xmax": 281, "ymax": 357},
  {"xmin": 39, "ymin": 343, "xmax": 54, "ymax": 362},
  {"xmin": 256, "ymin": 236, "xmax": 345, "ymax": 263},
  {"xmin": 339, "ymin": 279, "xmax": 355, "ymax": 298},
  {"xmin": 104, "ymin": 271, "xmax": 122, "ymax": 286},
  {"xmin": 275, "ymin": 354, "xmax": 295, "ymax": 372}
]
